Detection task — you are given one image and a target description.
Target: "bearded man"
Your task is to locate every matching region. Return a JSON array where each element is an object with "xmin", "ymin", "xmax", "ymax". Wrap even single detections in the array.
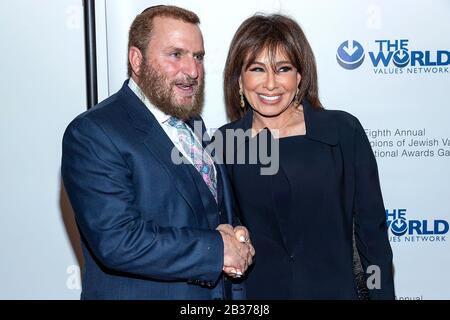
[{"xmin": 61, "ymin": 5, "xmax": 254, "ymax": 300}]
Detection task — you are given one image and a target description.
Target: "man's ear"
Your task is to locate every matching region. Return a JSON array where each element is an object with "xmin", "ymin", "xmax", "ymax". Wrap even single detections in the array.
[{"xmin": 129, "ymin": 46, "xmax": 143, "ymax": 77}]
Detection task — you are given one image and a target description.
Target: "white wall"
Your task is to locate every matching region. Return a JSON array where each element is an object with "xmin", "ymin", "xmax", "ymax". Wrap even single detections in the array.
[{"xmin": 0, "ymin": 0, "xmax": 85, "ymax": 299}]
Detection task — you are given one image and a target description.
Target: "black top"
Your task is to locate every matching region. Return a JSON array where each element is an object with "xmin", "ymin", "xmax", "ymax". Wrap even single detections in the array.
[
  {"xmin": 230, "ymin": 131, "xmax": 356, "ymax": 299},
  {"xmin": 215, "ymin": 100, "xmax": 395, "ymax": 300}
]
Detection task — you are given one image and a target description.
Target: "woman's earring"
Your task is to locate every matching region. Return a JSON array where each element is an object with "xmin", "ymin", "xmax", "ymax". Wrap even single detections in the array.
[
  {"xmin": 293, "ymin": 88, "xmax": 300, "ymax": 108},
  {"xmin": 239, "ymin": 88, "xmax": 245, "ymax": 108}
]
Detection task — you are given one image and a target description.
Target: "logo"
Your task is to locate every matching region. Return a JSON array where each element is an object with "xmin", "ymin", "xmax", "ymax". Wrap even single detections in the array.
[
  {"xmin": 390, "ymin": 216, "xmax": 408, "ymax": 236},
  {"xmin": 392, "ymin": 48, "xmax": 410, "ymax": 68},
  {"xmin": 336, "ymin": 39, "xmax": 450, "ymax": 74},
  {"xmin": 386, "ymin": 209, "xmax": 449, "ymax": 243},
  {"xmin": 336, "ymin": 40, "xmax": 365, "ymax": 70}
]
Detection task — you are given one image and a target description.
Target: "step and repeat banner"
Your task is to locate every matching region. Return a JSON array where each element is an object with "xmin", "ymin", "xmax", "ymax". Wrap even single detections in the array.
[{"xmin": 93, "ymin": 0, "xmax": 450, "ymax": 299}]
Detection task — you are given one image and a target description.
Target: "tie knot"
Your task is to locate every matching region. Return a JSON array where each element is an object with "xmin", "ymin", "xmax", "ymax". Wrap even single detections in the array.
[{"xmin": 166, "ymin": 116, "xmax": 188, "ymax": 130}]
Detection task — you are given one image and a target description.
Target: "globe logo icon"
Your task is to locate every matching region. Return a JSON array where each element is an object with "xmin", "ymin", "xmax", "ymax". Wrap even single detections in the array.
[
  {"xmin": 390, "ymin": 218, "xmax": 408, "ymax": 236},
  {"xmin": 336, "ymin": 40, "xmax": 365, "ymax": 70},
  {"xmin": 393, "ymin": 49, "xmax": 410, "ymax": 68}
]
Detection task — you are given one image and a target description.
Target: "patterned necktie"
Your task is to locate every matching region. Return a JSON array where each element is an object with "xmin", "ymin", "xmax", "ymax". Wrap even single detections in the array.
[{"xmin": 166, "ymin": 117, "xmax": 217, "ymax": 202}]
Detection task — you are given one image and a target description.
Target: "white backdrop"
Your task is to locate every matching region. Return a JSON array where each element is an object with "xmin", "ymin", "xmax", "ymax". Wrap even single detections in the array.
[
  {"xmin": 0, "ymin": 0, "xmax": 85, "ymax": 299},
  {"xmin": 0, "ymin": 0, "xmax": 448, "ymax": 299},
  {"xmin": 97, "ymin": 0, "xmax": 450, "ymax": 300}
]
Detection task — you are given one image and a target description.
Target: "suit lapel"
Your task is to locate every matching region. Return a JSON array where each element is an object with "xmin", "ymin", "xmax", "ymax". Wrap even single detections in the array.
[
  {"xmin": 186, "ymin": 117, "xmax": 225, "ymax": 227},
  {"xmin": 191, "ymin": 118, "xmax": 235, "ymax": 225},
  {"xmin": 143, "ymin": 127, "xmax": 209, "ymax": 226},
  {"xmin": 302, "ymin": 99, "xmax": 339, "ymax": 146},
  {"xmin": 117, "ymin": 81, "xmax": 208, "ymax": 226}
]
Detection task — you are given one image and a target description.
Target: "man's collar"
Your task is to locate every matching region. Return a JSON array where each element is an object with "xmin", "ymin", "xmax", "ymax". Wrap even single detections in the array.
[{"xmin": 128, "ymin": 77, "xmax": 171, "ymax": 125}]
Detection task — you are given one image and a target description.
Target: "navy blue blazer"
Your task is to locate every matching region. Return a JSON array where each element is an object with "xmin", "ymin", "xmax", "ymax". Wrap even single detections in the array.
[
  {"xmin": 215, "ymin": 100, "xmax": 395, "ymax": 299},
  {"xmin": 61, "ymin": 80, "xmax": 242, "ymax": 299}
]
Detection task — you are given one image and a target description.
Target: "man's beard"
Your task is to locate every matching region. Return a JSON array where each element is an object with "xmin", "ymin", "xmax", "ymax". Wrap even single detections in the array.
[{"xmin": 138, "ymin": 60, "xmax": 204, "ymax": 120}]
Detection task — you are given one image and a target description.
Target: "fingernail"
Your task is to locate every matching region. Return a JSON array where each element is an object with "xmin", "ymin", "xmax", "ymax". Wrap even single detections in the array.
[{"xmin": 239, "ymin": 236, "xmax": 246, "ymax": 242}]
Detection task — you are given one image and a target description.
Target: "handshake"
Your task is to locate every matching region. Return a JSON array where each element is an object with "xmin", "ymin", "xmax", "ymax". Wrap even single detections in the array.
[{"xmin": 217, "ymin": 224, "xmax": 255, "ymax": 278}]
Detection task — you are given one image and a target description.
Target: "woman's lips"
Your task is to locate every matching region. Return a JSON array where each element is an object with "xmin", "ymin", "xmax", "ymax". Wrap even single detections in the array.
[{"xmin": 257, "ymin": 93, "xmax": 282, "ymax": 104}]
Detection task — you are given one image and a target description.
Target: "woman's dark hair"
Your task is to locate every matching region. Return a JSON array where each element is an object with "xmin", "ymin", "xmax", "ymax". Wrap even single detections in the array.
[{"xmin": 224, "ymin": 13, "xmax": 322, "ymax": 121}]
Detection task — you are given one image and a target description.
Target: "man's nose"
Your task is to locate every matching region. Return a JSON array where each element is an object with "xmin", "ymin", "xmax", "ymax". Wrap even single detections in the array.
[{"xmin": 182, "ymin": 56, "xmax": 200, "ymax": 79}]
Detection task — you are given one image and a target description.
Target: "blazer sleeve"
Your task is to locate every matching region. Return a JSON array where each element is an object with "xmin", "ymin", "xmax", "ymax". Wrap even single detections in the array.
[
  {"xmin": 61, "ymin": 117, "xmax": 223, "ymax": 284},
  {"xmin": 352, "ymin": 118, "xmax": 395, "ymax": 299}
]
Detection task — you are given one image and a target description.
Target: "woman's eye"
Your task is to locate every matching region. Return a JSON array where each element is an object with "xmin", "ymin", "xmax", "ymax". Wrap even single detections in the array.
[
  {"xmin": 249, "ymin": 67, "xmax": 264, "ymax": 72},
  {"xmin": 279, "ymin": 66, "xmax": 293, "ymax": 72}
]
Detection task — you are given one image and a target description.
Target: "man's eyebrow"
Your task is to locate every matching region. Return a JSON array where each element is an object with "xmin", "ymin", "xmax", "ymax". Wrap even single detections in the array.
[
  {"xmin": 166, "ymin": 46, "xmax": 187, "ymax": 53},
  {"xmin": 166, "ymin": 47, "xmax": 205, "ymax": 56}
]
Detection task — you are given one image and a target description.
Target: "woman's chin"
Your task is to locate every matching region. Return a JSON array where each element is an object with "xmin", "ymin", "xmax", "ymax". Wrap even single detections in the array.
[{"xmin": 252, "ymin": 106, "xmax": 288, "ymax": 118}]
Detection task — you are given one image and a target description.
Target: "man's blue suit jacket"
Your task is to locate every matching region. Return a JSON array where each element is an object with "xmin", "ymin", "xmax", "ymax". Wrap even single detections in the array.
[{"xmin": 61, "ymin": 80, "xmax": 243, "ymax": 299}]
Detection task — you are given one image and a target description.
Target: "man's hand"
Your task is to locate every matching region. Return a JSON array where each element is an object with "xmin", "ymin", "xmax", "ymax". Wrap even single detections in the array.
[{"xmin": 217, "ymin": 224, "xmax": 255, "ymax": 278}]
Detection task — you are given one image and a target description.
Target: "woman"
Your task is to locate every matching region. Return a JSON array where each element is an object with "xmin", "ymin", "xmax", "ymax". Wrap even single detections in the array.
[{"xmin": 215, "ymin": 14, "xmax": 395, "ymax": 299}]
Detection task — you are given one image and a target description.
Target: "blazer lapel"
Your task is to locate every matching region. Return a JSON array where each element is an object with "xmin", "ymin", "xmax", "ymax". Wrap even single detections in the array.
[
  {"xmin": 144, "ymin": 128, "xmax": 209, "ymax": 225},
  {"xmin": 118, "ymin": 81, "xmax": 207, "ymax": 226},
  {"xmin": 302, "ymin": 99, "xmax": 339, "ymax": 146},
  {"xmin": 187, "ymin": 117, "xmax": 226, "ymax": 227}
]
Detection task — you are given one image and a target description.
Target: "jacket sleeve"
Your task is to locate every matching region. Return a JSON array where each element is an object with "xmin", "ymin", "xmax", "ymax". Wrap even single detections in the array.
[
  {"xmin": 61, "ymin": 117, "xmax": 223, "ymax": 284},
  {"xmin": 352, "ymin": 118, "xmax": 395, "ymax": 299}
]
